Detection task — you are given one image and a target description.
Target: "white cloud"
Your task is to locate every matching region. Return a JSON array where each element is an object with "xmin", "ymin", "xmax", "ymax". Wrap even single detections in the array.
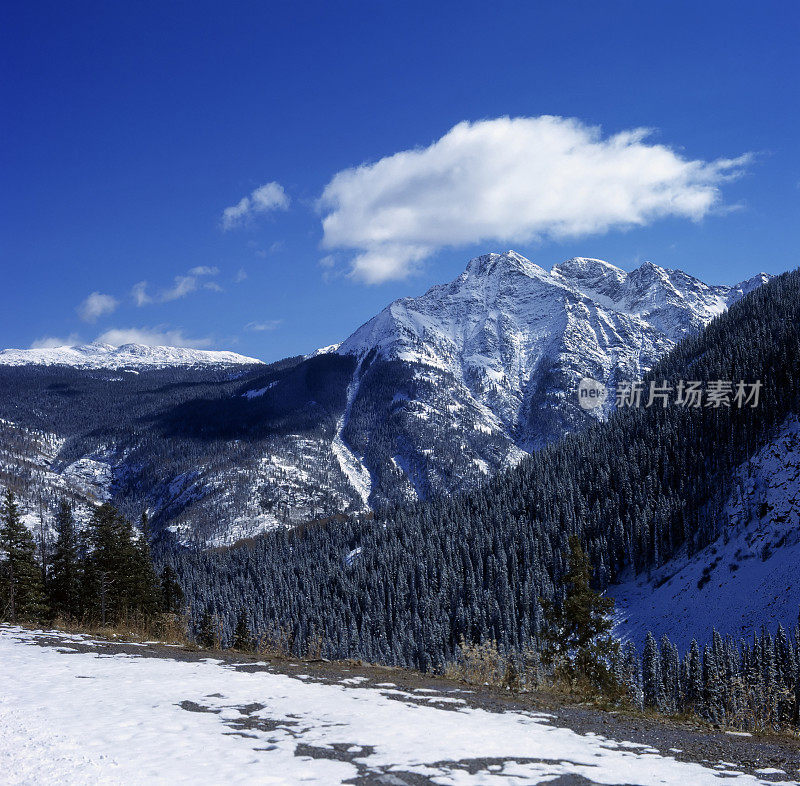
[
  {"xmin": 222, "ymin": 181, "xmax": 289, "ymax": 230},
  {"xmin": 132, "ymin": 268, "xmax": 223, "ymax": 306},
  {"xmin": 161, "ymin": 275, "xmax": 197, "ymax": 301},
  {"xmin": 244, "ymin": 320, "xmax": 282, "ymax": 332},
  {"xmin": 77, "ymin": 292, "xmax": 118, "ymax": 323},
  {"xmin": 31, "ymin": 333, "xmax": 81, "ymax": 349},
  {"xmin": 319, "ymin": 116, "xmax": 751, "ymax": 283},
  {"xmin": 95, "ymin": 326, "xmax": 213, "ymax": 348},
  {"xmin": 234, "ymin": 268, "xmax": 248, "ymax": 283},
  {"xmin": 131, "ymin": 281, "xmax": 152, "ymax": 306}
]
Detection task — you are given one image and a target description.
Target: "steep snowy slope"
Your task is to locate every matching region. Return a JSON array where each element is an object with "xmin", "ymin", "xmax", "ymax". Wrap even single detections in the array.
[
  {"xmin": 0, "ymin": 418, "xmax": 112, "ymax": 536},
  {"xmin": 612, "ymin": 414, "xmax": 800, "ymax": 649},
  {"xmin": 0, "ymin": 342, "xmax": 263, "ymax": 370}
]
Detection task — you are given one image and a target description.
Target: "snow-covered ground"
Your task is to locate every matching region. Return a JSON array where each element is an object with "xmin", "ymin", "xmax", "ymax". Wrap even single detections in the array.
[{"xmin": 1, "ymin": 626, "xmax": 793, "ymax": 786}]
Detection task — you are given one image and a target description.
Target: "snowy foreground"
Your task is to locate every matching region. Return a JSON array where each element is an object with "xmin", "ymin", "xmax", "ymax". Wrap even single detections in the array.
[{"xmin": 0, "ymin": 627, "xmax": 795, "ymax": 786}]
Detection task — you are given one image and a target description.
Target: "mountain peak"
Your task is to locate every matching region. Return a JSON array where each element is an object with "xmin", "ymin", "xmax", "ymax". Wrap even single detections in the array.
[
  {"xmin": 629, "ymin": 259, "xmax": 669, "ymax": 280},
  {"xmin": 729, "ymin": 272, "xmax": 773, "ymax": 300},
  {"xmin": 338, "ymin": 248, "xmax": 771, "ymax": 379},
  {"xmin": 463, "ymin": 250, "xmax": 546, "ymax": 280},
  {"xmin": 551, "ymin": 256, "xmax": 627, "ymax": 281}
]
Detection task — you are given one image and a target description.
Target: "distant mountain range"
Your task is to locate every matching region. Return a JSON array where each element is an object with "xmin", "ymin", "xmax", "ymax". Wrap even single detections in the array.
[
  {"xmin": 0, "ymin": 251, "xmax": 770, "ymax": 545},
  {"xmin": 0, "ymin": 342, "xmax": 263, "ymax": 369}
]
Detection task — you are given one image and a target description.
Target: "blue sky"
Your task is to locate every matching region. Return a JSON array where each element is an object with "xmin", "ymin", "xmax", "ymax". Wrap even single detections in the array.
[{"xmin": 2, "ymin": 1, "xmax": 798, "ymax": 362}]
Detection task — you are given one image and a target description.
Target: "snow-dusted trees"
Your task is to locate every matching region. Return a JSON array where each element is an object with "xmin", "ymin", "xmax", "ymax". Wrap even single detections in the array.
[
  {"xmin": 540, "ymin": 535, "xmax": 617, "ymax": 688},
  {"xmin": 0, "ymin": 489, "xmax": 46, "ymax": 621},
  {"xmin": 642, "ymin": 633, "xmax": 664, "ymax": 711},
  {"xmin": 48, "ymin": 500, "xmax": 81, "ymax": 620},
  {"xmin": 0, "ymin": 494, "xmax": 165, "ymax": 626},
  {"xmin": 80, "ymin": 503, "xmax": 161, "ymax": 624}
]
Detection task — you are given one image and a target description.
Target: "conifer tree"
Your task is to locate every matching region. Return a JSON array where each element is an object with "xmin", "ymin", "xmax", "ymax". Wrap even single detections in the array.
[
  {"xmin": 82, "ymin": 503, "xmax": 161, "ymax": 624},
  {"xmin": 130, "ymin": 512, "xmax": 161, "ymax": 618},
  {"xmin": 160, "ymin": 564, "xmax": 184, "ymax": 614},
  {"xmin": 685, "ymin": 639, "xmax": 704, "ymax": 710},
  {"xmin": 541, "ymin": 536, "xmax": 618, "ymax": 688},
  {"xmin": 0, "ymin": 489, "xmax": 46, "ymax": 622},
  {"xmin": 49, "ymin": 499, "xmax": 81, "ymax": 620},
  {"xmin": 642, "ymin": 632, "xmax": 664, "ymax": 711},
  {"xmin": 232, "ymin": 609, "xmax": 253, "ymax": 651},
  {"xmin": 196, "ymin": 607, "xmax": 220, "ymax": 649}
]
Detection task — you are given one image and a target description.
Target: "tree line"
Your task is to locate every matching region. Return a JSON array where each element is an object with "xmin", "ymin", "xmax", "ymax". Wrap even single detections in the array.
[
  {"xmin": 3, "ymin": 483, "xmax": 799, "ymax": 731},
  {"xmin": 0, "ymin": 490, "xmax": 183, "ymax": 626}
]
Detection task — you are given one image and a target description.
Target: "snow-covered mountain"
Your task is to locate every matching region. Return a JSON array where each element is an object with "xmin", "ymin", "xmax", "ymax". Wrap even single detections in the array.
[
  {"xmin": 305, "ymin": 343, "xmax": 342, "ymax": 359},
  {"xmin": 0, "ymin": 251, "xmax": 771, "ymax": 545},
  {"xmin": 0, "ymin": 342, "xmax": 263, "ymax": 370},
  {"xmin": 339, "ymin": 254, "xmax": 766, "ymax": 416},
  {"xmin": 333, "ymin": 252, "xmax": 770, "ymax": 504}
]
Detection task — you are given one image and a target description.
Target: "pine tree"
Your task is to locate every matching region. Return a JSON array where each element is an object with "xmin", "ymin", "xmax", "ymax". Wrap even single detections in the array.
[
  {"xmin": 643, "ymin": 632, "xmax": 664, "ymax": 711},
  {"xmin": 49, "ymin": 499, "xmax": 81, "ymax": 620},
  {"xmin": 685, "ymin": 639, "xmax": 704, "ymax": 710},
  {"xmin": 232, "ymin": 609, "xmax": 253, "ymax": 651},
  {"xmin": 130, "ymin": 512, "xmax": 161, "ymax": 618},
  {"xmin": 660, "ymin": 635, "xmax": 681, "ymax": 714},
  {"xmin": 703, "ymin": 643, "xmax": 725, "ymax": 724},
  {"xmin": 82, "ymin": 503, "xmax": 160, "ymax": 624},
  {"xmin": 0, "ymin": 489, "xmax": 46, "ymax": 622},
  {"xmin": 196, "ymin": 607, "xmax": 220, "ymax": 649},
  {"xmin": 82, "ymin": 503, "xmax": 124, "ymax": 624},
  {"xmin": 160, "ymin": 564, "xmax": 184, "ymax": 614},
  {"xmin": 541, "ymin": 536, "xmax": 618, "ymax": 688}
]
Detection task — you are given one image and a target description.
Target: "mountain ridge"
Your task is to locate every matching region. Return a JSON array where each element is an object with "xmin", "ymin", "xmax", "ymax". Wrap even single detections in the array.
[
  {"xmin": 336, "ymin": 251, "xmax": 771, "ymax": 472},
  {"xmin": 0, "ymin": 341, "xmax": 264, "ymax": 370}
]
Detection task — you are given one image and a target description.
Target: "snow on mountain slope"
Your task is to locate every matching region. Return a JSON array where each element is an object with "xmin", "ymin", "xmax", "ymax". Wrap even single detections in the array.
[
  {"xmin": 167, "ymin": 433, "xmax": 365, "ymax": 547},
  {"xmin": 338, "ymin": 251, "xmax": 753, "ymax": 369},
  {"xmin": 337, "ymin": 251, "xmax": 770, "ymax": 487},
  {"xmin": 612, "ymin": 414, "xmax": 800, "ymax": 649},
  {"xmin": 0, "ymin": 341, "xmax": 263, "ymax": 370},
  {"xmin": 305, "ymin": 342, "xmax": 342, "ymax": 359},
  {"xmin": 330, "ymin": 359, "xmax": 373, "ymax": 505},
  {"xmin": 0, "ymin": 419, "xmax": 112, "ymax": 534}
]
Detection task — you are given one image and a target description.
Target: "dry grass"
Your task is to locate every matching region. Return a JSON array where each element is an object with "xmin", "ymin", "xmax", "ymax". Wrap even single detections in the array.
[{"xmin": 46, "ymin": 611, "xmax": 193, "ymax": 647}]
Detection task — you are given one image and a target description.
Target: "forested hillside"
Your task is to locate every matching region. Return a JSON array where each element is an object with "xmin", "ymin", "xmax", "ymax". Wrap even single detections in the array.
[
  {"xmin": 167, "ymin": 268, "xmax": 800, "ymax": 672},
  {"xmin": 0, "ymin": 354, "xmax": 366, "ymax": 542}
]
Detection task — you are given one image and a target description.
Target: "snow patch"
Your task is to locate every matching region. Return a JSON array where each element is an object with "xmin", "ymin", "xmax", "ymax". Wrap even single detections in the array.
[{"xmin": 330, "ymin": 361, "xmax": 372, "ymax": 505}]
